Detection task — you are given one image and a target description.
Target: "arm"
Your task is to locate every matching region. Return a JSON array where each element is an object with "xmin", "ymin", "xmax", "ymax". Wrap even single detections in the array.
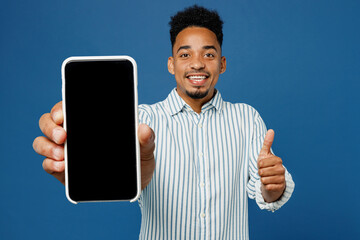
[
  {"xmin": 257, "ymin": 129, "xmax": 286, "ymax": 202},
  {"xmin": 33, "ymin": 101, "xmax": 156, "ymax": 190},
  {"xmin": 247, "ymin": 111, "xmax": 294, "ymax": 211}
]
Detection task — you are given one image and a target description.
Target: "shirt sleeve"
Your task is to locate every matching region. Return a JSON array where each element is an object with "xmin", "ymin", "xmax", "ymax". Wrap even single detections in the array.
[
  {"xmin": 137, "ymin": 104, "xmax": 151, "ymax": 206},
  {"xmin": 246, "ymin": 109, "xmax": 295, "ymax": 212},
  {"xmin": 138, "ymin": 104, "xmax": 153, "ymax": 127}
]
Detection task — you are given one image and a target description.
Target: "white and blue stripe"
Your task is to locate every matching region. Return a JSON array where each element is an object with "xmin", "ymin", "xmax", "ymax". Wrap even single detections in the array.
[{"xmin": 138, "ymin": 88, "xmax": 294, "ymax": 240}]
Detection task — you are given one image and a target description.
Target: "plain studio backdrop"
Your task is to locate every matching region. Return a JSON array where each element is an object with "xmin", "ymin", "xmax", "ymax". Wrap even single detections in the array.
[{"xmin": 1, "ymin": 0, "xmax": 359, "ymax": 239}]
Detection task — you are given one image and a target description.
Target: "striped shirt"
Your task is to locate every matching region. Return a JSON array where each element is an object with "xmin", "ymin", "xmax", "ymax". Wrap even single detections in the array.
[{"xmin": 138, "ymin": 88, "xmax": 295, "ymax": 240}]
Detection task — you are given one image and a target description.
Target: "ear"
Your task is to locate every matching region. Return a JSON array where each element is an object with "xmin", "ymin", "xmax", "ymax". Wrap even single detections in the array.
[
  {"xmin": 220, "ymin": 56, "xmax": 227, "ymax": 74},
  {"xmin": 168, "ymin": 56, "xmax": 175, "ymax": 75}
]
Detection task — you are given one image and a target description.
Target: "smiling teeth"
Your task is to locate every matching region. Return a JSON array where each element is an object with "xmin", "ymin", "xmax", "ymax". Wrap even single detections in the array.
[{"xmin": 188, "ymin": 76, "xmax": 207, "ymax": 80}]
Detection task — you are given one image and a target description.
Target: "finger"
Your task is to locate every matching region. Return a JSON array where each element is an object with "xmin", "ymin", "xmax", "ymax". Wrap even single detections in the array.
[
  {"xmin": 258, "ymin": 165, "xmax": 285, "ymax": 177},
  {"xmin": 39, "ymin": 113, "xmax": 67, "ymax": 144},
  {"xmin": 262, "ymin": 183, "xmax": 285, "ymax": 192},
  {"xmin": 42, "ymin": 158, "xmax": 65, "ymax": 185},
  {"xmin": 138, "ymin": 124, "xmax": 155, "ymax": 161},
  {"xmin": 42, "ymin": 158, "xmax": 65, "ymax": 173},
  {"xmin": 259, "ymin": 129, "xmax": 275, "ymax": 157},
  {"xmin": 51, "ymin": 101, "xmax": 64, "ymax": 125},
  {"xmin": 261, "ymin": 175, "xmax": 285, "ymax": 185},
  {"xmin": 33, "ymin": 136, "xmax": 64, "ymax": 161},
  {"xmin": 258, "ymin": 156, "xmax": 282, "ymax": 169}
]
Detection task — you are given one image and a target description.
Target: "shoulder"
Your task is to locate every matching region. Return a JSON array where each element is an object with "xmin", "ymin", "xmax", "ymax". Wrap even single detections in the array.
[
  {"xmin": 221, "ymin": 100, "xmax": 260, "ymax": 119},
  {"xmin": 138, "ymin": 100, "xmax": 168, "ymax": 126},
  {"xmin": 139, "ymin": 100, "xmax": 167, "ymax": 116},
  {"xmin": 221, "ymin": 100, "xmax": 267, "ymax": 138},
  {"xmin": 138, "ymin": 103, "xmax": 155, "ymax": 116}
]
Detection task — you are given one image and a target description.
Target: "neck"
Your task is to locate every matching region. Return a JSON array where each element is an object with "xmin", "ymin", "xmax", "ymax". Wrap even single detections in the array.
[{"xmin": 176, "ymin": 88, "xmax": 216, "ymax": 114}]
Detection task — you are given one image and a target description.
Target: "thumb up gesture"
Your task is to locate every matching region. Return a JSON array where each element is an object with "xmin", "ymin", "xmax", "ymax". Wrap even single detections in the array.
[{"xmin": 257, "ymin": 129, "xmax": 286, "ymax": 203}]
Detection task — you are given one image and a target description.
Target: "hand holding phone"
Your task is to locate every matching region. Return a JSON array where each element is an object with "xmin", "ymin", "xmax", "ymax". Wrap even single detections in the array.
[
  {"xmin": 34, "ymin": 104, "xmax": 156, "ymax": 202},
  {"xmin": 34, "ymin": 101, "xmax": 67, "ymax": 184}
]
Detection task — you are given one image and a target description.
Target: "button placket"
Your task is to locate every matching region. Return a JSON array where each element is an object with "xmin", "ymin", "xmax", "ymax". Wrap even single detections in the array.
[{"xmin": 196, "ymin": 113, "xmax": 208, "ymax": 239}]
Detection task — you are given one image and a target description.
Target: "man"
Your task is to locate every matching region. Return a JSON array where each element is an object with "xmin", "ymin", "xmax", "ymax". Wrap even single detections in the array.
[{"xmin": 33, "ymin": 5, "xmax": 294, "ymax": 240}]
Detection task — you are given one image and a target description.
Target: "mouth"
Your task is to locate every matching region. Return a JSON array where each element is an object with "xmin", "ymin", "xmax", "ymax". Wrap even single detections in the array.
[{"xmin": 186, "ymin": 73, "xmax": 210, "ymax": 86}]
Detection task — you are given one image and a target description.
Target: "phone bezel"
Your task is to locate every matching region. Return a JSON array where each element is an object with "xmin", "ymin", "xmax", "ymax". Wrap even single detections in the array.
[{"xmin": 61, "ymin": 56, "xmax": 141, "ymax": 204}]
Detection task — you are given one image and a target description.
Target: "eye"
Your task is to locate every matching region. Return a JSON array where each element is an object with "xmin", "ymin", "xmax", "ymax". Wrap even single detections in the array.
[
  {"xmin": 180, "ymin": 53, "xmax": 190, "ymax": 58},
  {"xmin": 205, "ymin": 53, "xmax": 215, "ymax": 58}
]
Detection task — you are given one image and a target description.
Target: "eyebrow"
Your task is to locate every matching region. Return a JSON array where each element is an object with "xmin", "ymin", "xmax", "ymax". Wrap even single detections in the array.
[
  {"xmin": 203, "ymin": 45, "xmax": 217, "ymax": 51},
  {"xmin": 176, "ymin": 45, "xmax": 218, "ymax": 53},
  {"xmin": 176, "ymin": 45, "xmax": 191, "ymax": 53}
]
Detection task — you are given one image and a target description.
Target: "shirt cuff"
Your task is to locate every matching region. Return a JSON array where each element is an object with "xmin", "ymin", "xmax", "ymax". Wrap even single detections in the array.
[{"xmin": 255, "ymin": 168, "xmax": 295, "ymax": 212}]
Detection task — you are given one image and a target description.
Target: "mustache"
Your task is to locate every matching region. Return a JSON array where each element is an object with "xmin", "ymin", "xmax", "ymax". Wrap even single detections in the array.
[{"xmin": 184, "ymin": 70, "xmax": 210, "ymax": 77}]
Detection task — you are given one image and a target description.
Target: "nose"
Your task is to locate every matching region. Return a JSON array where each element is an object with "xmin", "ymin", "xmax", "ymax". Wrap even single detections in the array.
[{"xmin": 189, "ymin": 54, "xmax": 205, "ymax": 70}]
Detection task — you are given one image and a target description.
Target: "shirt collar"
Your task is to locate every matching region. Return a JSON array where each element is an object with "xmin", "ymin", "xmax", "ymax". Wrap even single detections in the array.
[{"xmin": 165, "ymin": 88, "xmax": 224, "ymax": 116}]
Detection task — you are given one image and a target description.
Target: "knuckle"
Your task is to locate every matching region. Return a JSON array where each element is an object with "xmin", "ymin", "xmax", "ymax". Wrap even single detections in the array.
[
  {"xmin": 39, "ymin": 143, "xmax": 48, "ymax": 156},
  {"xmin": 43, "ymin": 158, "xmax": 63, "ymax": 173},
  {"xmin": 32, "ymin": 136, "xmax": 41, "ymax": 152},
  {"xmin": 34, "ymin": 137, "xmax": 47, "ymax": 154},
  {"xmin": 39, "ymin": 113, "xmax": 52, "ymax": 134},
  {"xmin": 265, "ymin": 184, "xmax": 273, "ymax": 191},
  {"xmin": 258, "ymin": 159, "xmax": 264, "ymax": 168},
  {"xmin": 51, "ymin": 101, "xmax": 62, "ymax": 113},
  {"xmin": 42, "ymin": 158, "xmax": 50, "ymax": 172},
  {"xmin": 260, "ymin": 177, "xmax": 266, "ymax": 184},
  {"xmin": 34, "ymin": 137, "xmax": 53, "ymax": 157},
  {"xmin": 39, "ymin": 113, "xmax": 49, "ymax": 126},
  {"xmin": 50, "ymin": 105, "xmax": 57, "ymax": 116},
  {"xmin": 280, "ymin": 175, "xmax": 285, "ymax": 183}
]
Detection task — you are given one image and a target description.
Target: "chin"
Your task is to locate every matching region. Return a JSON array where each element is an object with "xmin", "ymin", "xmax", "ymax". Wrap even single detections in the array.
[{"xmin": 185, "ymin": 88, "xmax": 210, "ymax": 99}]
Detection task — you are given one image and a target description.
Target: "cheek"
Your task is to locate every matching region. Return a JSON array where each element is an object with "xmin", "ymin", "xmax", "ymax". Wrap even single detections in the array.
[
  {"xmin": 209, "ymin": 63, "xmax": 222, "ymax": 78},
  {"xmin": 173, "ymin": 62, "xmax": 188, "ymax": 77},
  {"xmin": 217, "ymin": 61, "xmax": 223, "ymax": 72}
]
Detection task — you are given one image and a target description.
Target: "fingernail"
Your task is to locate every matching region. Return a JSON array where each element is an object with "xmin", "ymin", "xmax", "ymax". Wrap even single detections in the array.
[
  {"xmin": 52, "ymin": 111, "xmax": 59, "ymax": 121},
  {"xmin": 53, "ymin": 147, "xmax": 63, "ymax": 160},
  {"xmin": 53, "ymin": 161, "xmax": 63, "ymax": 172},
  {"xmin": 53, "ymin": 127, "xmax": 63, "ymax": 144},
  {"xmin": 52, "ymin": 110, "xmax": 63, "ymax": 124}
]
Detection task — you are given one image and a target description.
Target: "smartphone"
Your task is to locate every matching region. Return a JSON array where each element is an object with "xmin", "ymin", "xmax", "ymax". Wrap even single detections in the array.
[{"xmin": 61, "ymin": 56, "xmax": 141, "ymax": 204}]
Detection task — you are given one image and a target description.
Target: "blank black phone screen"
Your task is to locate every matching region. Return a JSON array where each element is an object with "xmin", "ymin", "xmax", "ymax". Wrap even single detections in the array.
[{"xmin": 64, "ymin": 59, "xmax": 138, "ymax": 202}]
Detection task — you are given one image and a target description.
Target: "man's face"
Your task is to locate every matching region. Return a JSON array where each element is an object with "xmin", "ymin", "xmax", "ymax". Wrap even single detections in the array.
[{"xmin": 168, "ymin": 27, "xmax": 226, "ymax": 104}]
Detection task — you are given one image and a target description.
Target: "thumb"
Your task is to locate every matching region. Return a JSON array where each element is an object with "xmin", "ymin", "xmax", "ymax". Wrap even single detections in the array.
[
  {"xmin": 138, "ymin": 124, "xmax": 155, "ymax": 161},
  {"xmin": 259, "ymin": 129, "xmax": 275, "ymax": 157}
]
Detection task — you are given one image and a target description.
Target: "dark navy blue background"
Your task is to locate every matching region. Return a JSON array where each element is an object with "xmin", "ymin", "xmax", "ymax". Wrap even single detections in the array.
[{"xmin": 1, "ymin": 0, "xmax": 359, "ymax": 239}]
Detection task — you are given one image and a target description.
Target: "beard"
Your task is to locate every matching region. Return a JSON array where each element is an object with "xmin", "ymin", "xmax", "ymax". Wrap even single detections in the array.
[
  {"xmin": 183, "ymin": 70, "xmax": 211, "ymax": 99},
  {"xmin": 185, "ymin": 88, "xmax": 210, "ymax": 99}
]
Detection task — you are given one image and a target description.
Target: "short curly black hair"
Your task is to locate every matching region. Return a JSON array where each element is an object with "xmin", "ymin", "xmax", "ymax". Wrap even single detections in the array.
[{"xmin": 169, "ymin": 5, "xmax": 224, "ymax": 49}]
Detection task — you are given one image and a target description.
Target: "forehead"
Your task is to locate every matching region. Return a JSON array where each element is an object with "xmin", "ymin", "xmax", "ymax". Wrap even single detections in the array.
[{"xmin": 173, "ymin": 27, "xmax": 220, "ymax": 50}]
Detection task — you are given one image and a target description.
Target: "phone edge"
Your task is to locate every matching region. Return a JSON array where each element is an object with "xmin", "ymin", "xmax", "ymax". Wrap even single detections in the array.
[{"xmin": 61, "ymin": 55, "xmax": 141, "ymax": 204}]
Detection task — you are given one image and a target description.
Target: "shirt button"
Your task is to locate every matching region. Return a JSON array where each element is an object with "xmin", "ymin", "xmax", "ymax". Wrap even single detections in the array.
[
  {"xmin": 199, "ymin": 152, "xmax": 203, "ymax": 157},
  {"xmin": 200, "ymin": 182, "xmax": 205, "ymax": 187},
  {"xmin": 200, "ymin": 213, "xmax": 206, "ymax": 218},
  {"xmin": 198, "ymin": 123, "xmax": 203, "ymax": 128}
]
